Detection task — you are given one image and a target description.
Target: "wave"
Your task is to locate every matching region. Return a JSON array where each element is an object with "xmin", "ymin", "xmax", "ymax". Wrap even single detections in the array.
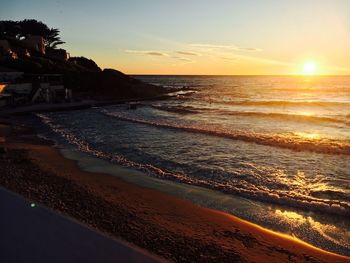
[
  {"xmin": 211, "ymin": 99, "xmax": 350, "ymax": 108},
  {"xmin": 152, "ymin": 105, "xmax": 350, "ymax": 126},
  {"xmin": 36, "ymin": 113, "xmax": 350, "ymax": 217},
  {"xmin": 100, "ymin": 109, "xmax": 350, "ymax": 155},
  {"xmin": 151, "ymin": 105, "xmax": 201, "ymax": 114}
]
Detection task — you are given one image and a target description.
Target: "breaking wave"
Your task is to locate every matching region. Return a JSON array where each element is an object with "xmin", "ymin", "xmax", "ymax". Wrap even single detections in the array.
[
  {"xmin": 152, "ymin": 105, "xmax": 350, "ymax": 126},
  {"xmin": 100, "ymin": 109, "xmax": 350, "ymax": 155},
  {"xmin": 212, "ymin": 100, "xmax": 350, "ymax": 108},
  {"xmin": 37, "ymin": 113, "xmax": 350, "ymax": 217}
]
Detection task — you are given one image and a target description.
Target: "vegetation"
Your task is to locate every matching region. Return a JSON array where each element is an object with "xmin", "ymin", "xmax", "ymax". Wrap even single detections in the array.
[
  {"xmin": 0, "ymin": 19, "xmax": 167, "ymax": 100},
  {"xmin": 0, "ymin": 19, "xmax": 65, "ymax": 48}
]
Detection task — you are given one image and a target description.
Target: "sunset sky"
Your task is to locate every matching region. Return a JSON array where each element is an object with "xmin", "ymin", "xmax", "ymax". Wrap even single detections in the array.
[{"xmin": 2, "ymin": 0, "xmax": 350, "ymax": 75}]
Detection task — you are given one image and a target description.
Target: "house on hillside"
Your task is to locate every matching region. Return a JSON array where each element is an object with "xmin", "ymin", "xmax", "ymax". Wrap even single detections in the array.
[
  {"xmin": 0, "ymin": 40, "xmax": 11, "ymax": 54},
  {"xmin": 21, "ymin": 35, "xmax": 46, "ymax": 54},
  {"xmin": 46, "ymin": 47, "xmax": 70, "ymax": 61},
  {"xmin": 0, "ymin": 39, "xmax": 18, "ymax": 59},
  {"xmin": 11, "ymin": 46, "xmax": 31, "ymax": 58}
]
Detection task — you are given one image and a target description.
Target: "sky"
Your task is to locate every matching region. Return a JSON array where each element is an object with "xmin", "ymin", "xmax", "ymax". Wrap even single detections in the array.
[{"xmin": 2, "ymin": 0, "xmax": 350, "ymax": 75}]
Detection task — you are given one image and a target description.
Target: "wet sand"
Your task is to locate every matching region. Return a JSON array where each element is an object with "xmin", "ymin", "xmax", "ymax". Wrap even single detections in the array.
[{"xmin": 0, "ymin": 119, "xmax": 348, "ymax": 262}]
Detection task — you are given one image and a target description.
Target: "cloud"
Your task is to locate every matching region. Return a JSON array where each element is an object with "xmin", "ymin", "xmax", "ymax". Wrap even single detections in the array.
[
  {"xmin": 171, "ymin": 56, "xmax": 195, "ymax": 66},
  {"xmin": 235, "ymin": 47, "xmax": 262, "ymax": 52},
  {"xmin": 125, "ymin": 49, "xmax": 169, "ymax": 56},
  {"xmin": 189, "ymin": 44, "xmax": 262, "ymax": 52},
  {"xmin": 175, "ymin": 51, "xmax": 200, "ymax": 56},
  {"xmin": 220, "ymin": 56, "xmax": 239, "ymax": 61},
  {"xmin": 172, "ymin": 56, "xmax": 193, "ymax": 62}
]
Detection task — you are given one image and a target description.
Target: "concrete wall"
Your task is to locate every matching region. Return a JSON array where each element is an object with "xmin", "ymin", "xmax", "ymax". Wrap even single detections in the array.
[
  {"xmin": 0, "ymin": 72, "xmax": 24, "ymax": 82},
  {"xmin": 4, "ymin": 83, "xmax": 32, "ymax": 95}
]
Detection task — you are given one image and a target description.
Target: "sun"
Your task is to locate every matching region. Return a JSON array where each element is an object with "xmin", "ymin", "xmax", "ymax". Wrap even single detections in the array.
[{"xmin": 303, "ymin": 61, "xmax": 317, "ymax": 75}]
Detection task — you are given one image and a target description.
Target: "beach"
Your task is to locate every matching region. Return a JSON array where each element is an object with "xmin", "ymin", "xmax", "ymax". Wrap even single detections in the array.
[
  {"xmin": 0, "ymin": 118, "xmax": 348, "ymax": 263},
  {"xmin": 2, "ymin": 2, "xmax": 350, "ymax": 262}
]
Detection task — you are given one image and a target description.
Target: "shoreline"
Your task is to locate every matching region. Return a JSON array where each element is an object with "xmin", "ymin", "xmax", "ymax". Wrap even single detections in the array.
[
  {"xmin": 0, "ymin": 119, "xmax": 349, "ymax": 262},
  {"xmin": 0, "ymin": 93, "xmax": 174, "ymax": 117}
]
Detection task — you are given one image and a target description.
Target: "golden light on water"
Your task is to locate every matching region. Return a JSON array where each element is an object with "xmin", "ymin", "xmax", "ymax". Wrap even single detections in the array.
[
  {"xmin": 294, "ymin": 132, "xmax": 321, "ymax": 140},
  {"xmin": 275, "ymin": 210, "xmax": 306, "ymax": 223},
  {"xmin": 274, "ymin": 209, "xmax": 347, "ymax": 248},
  {"xmin": 298, "ymin": 111, "xmax": 313, "ymax": 117},
  {"xmin": 303, "ymin": 61, "xmax": 317, "ymax": 75}
]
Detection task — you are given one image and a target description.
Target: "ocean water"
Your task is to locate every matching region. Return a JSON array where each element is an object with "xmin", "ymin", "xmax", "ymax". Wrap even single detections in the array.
[{"xmin": 36, "ymin": 75, "xmax": 350, "ymax": 256}]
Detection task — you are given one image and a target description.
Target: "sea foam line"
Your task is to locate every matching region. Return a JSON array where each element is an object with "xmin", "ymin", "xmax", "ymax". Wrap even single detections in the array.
[
  {"xmin": 100, "ymin": 109, "xmax": 350, "ymax": 155},
  {"xmin": 36, "ymin": 113, "xmax": 350, "ymax": 217},
  {"xmin": 151, "ymin": 105, "xmax": 350, "ymax": 126}
]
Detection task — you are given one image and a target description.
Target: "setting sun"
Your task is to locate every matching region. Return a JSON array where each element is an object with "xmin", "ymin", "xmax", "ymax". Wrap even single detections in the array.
[
  {"xmin": 2, "ymin": 1, "xmax": 350, "ymax": 262},
  {"xmin": 303, "ymin": 61, "xmax": 317, "ymax": 75}
]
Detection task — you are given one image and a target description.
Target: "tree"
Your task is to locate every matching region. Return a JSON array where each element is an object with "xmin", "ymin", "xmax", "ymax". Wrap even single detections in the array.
[
  {"xmin": 0, "ymin": 20, "xmax": 22, "ymax": 39},
  {"xmin": 46, "ymin": 28, "xmax": 65, "ymax": 48},
  {"xmin": 18, "ymin": 19, "xmax": 49, "ymax": 38},
  {"xmin": 0, "ymin": 19, "xmax": 65, "ymax": 48}
]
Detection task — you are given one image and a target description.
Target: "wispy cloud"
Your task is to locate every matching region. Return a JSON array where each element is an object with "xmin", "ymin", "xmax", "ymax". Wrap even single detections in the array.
[
  {"xmin": 220, "ymin": 56, "xmax": 239, "ymax": 61},
  {"xmin": 175, "ymin": 51, "xmax": 200, "ymax": 56},
  {"xmin": 172, "ymin": 56, "xmax": 193, "ymax": 62},
  {"xmin": 189, "ymin": 44, "xmax": 262, "ymax": 52},
  {"xmin": 125, "ymin": 49, "xmax": 169, "ymax": 56},
  {"xmin": 171, "ymin": 56, "xmax": 195, "ymax": 66}
]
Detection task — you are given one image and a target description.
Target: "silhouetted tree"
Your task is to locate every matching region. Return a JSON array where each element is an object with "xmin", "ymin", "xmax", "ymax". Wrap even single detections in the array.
[
  {"xmin": 46, "ymin": 28, "xmax": 65, "ymax": 48},
  {"xmin": 18, "ymin": 19, "xmax": 49, "ymax": 38},
  {"xmin": 0, "ymin": 19, "xmax": 65, "ymax": 48},
  {"xmin": 0, "ymin": 20, "xmax": 22, "ymax": 39}
]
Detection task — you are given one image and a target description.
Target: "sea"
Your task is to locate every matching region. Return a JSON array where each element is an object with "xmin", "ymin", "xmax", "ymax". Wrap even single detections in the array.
[{"xmin": 35, "ymin": 75, "xmax": 350, "ymax": 256}]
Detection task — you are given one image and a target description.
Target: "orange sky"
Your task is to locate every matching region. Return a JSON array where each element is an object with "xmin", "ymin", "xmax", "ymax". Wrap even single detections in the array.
[{"xmin": 4, "ymin": 0, "xmax": 350, "ymax": 75}]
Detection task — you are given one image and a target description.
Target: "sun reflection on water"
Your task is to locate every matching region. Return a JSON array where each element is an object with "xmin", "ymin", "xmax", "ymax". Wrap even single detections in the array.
[
  {"xmin": 294, "ymin": 132, "xmax": 321, "ymax": 140},
  {"xmin": 274, "ymin": 209, "xmax": 349, "ymax": 248},
  {"xmin": 297, "ymin": 111, "xmax": 314, "ymax": 116}
]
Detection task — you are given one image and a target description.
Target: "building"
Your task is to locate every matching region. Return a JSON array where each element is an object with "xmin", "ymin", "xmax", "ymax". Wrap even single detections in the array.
[
  {"xmin": 0, "ymin": 40, "xmax": 11, "ymax": 54},
  {"xmin": 0, "ymin": 74, "xmax": 72, "ymax": 107},
  {"xmin": 21, "ymin": 35, "xmax": 45, "ymax": 54},
  {"xmin": 11, "ymin": 46, "xmax": 30, "ymax": 58},
  {"xmin": 29, "ymin": 74, "xmax": 72, "ymax": 103},
  {"xmin": 46, "ymin": 47, "xmax": 70, "ymax": 61}
]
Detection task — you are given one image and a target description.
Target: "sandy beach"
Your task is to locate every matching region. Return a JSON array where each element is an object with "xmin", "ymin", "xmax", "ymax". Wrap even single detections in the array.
[{"xmin": 0, "ymin": 119, "xmax": 349, "ymax": 263}]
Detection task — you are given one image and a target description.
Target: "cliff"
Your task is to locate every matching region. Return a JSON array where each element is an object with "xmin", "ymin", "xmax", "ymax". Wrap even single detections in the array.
[{"xmin": 0, "ymin": 56, "xmax": 166, "ymax": 100}]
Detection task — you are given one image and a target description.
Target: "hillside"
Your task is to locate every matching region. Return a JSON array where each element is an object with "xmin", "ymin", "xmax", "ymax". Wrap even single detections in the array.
[{"xmin": 0, "ymin": 19, "xmax": 166, "ymax": 100}]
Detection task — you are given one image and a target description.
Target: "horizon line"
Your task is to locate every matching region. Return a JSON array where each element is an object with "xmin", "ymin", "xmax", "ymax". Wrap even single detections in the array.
[{"xmin": 128, "ymin": 73, "xmax": 350, "ymax": 77}]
